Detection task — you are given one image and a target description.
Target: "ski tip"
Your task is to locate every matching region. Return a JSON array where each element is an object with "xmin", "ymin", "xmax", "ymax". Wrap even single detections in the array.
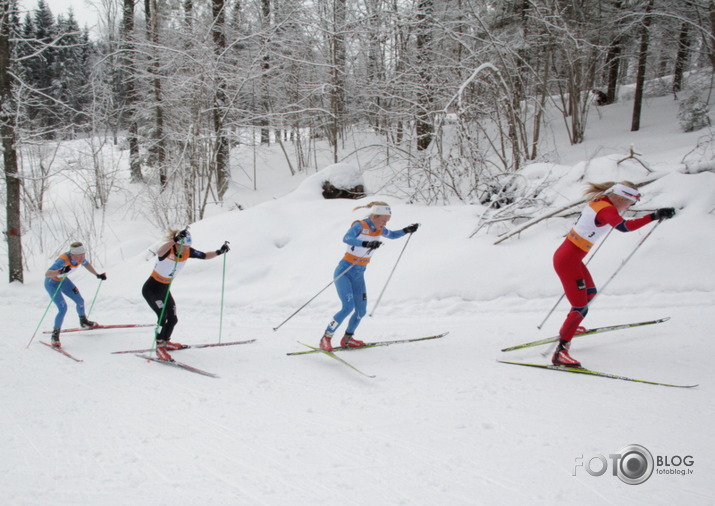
[
  {"xmin": 136, "ymin": 353, "xmax": 173, "ymax": 363},
  {"xmin": 40, "ymin": 341, "xmax": 84, "ymax": 362}
]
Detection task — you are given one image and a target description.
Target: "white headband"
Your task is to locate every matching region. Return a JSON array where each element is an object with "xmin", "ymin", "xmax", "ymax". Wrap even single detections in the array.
[
  {"xmin": 370, "ymin": 205, "xmax": 392, "ymax": 216},
  {"xmin": 70, "ymin": 245, "xmax": 86, "ymax": 255},
  {"xmin": 610, "ymin": 183, "xmax": 641, "ymax": 202}
]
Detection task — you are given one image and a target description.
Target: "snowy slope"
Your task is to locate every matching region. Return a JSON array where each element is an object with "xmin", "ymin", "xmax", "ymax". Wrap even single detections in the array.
[{"xmin": 1, "ymin": 94, "xmax": 714, "ymax": 505}]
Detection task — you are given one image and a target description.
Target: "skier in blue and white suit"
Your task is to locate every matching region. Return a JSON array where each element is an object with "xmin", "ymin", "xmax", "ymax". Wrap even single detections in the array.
[
  {"xmin": 44, "ymin": 241, "xmax": 106, "ymax": 347},
  {"xmin": 319, "ymin": 201, "xmax": 419, "ymax": 351}
]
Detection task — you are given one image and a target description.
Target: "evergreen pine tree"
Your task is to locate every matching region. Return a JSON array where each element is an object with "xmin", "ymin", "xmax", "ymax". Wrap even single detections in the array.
[
  {"xmin": 22, "ymin": 0, "xmax": 57, "ymax": 137},
  {"xmin": 16, "ymin": 2, "xmax": 93, "ymax": 138},
  {"xmin": 55, "ymin": 11, "xmax": 93, "ymax": 134}
]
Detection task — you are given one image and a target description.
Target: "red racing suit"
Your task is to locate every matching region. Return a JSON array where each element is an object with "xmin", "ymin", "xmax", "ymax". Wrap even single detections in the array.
[{"xmin": 552, "ymin": 196, "xmax": 654, "ymax": 342}]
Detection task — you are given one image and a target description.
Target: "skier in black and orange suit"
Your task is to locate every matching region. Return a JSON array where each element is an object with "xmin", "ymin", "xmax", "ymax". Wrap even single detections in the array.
[{"xmin": 142, "ymin": 229, "xmax": 229, "ymax": 361}]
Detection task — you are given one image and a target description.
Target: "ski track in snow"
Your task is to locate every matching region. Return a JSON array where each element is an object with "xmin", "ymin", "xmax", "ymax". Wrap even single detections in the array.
[{"xmin": 1, "ymin": 291, "xmax": 712, "ymax": 505}]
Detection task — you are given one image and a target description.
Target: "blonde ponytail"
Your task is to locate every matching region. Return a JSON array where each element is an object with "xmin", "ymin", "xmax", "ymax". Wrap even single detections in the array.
[
  {"xmin": 583, "ymin": 181, "xmax": 637, "ymax": 202},
  {"xmin": 353, "ymin": 201, "xmax": 389, "ymax": 212}
]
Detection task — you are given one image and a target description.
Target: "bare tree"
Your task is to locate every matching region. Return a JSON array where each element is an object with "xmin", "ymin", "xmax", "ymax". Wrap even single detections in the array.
[
  {"xmin": 121, "ymin": 0, "xmax": 142, "ymax": 182},
  {"xmin": 672, "ymin": 21, "xmax": 691, "ymax": 94},
  {"xmin": 212, "ymin": 0, "xmax": 230, "ymax": 198},
  {"xmin": 144, "ymin": 0, "xmax": 166, "ymax": 186},
  {"xmin": 1, "ymin": 0, "xmax": 23, "ymax": 282},
  {"xmin": 327, "ymin": 0, "xmax": 347, "ymax": 161},
  {"xmin": 632, "ymin": 0, "xmax": 654, "ymax": 132},
  {"xmin": 259, "ymin": 0, "xmax": 271, "ymax": 145},
  {"xmin": 415, "ymin": 0, "xmax": 435, "ymax": 151}
]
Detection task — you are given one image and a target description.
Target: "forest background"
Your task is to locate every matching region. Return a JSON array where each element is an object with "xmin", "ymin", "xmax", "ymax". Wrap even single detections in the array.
[{"xmin": 2, "ymin": 0, "xmax": 715, "ymax": 282}]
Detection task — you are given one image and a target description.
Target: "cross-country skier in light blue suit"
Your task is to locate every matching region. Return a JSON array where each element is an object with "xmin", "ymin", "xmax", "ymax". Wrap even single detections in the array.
[
  {"xmin": 319, "ymin": 201, "xmax": 419, "ymax": 351},
  {"xmin": 44, "ymin": 241, "xmax": 106, "ymax": 347}
]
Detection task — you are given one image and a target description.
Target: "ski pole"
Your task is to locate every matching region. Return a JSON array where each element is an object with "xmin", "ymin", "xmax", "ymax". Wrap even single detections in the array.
[
  {"xmin": 218, "ymin": 250, "xmax": 227, "ymax": 343},
  {"xmin": 537, "ymin": 228, "xmax": 614, "ymax": 330},
  {"xmin": 26, "ymin": 274, "xmax": 67, "ymax": 348},
  {"xmin": 272, "ymin": 257, "xmax": 366, "ymax": 331},
  {"xmin": 369, "ymin": 232, "xmax": 414, "ymax": 317},
  {"xmin": 540, "ymin": 220, "xmax": 662, "ymax": 357},
  {"xmin": 86, "ymin": 278, "xmax": 104, "ymax": 319}
]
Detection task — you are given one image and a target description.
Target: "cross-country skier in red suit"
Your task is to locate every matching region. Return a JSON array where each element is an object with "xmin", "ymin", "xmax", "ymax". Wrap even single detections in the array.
[{"xmin": 551, "ymin": 181, "xmax": 675, "ymax": 367}]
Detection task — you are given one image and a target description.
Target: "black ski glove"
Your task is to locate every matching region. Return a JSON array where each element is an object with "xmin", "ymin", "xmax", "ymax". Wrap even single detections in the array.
[
  {"xmin": 363, "ymin": 240, "xmax": 382, "ymax": 250},
  {"xmin": 96, "ymin": 273, "xmax": 107, "ymax": 280},
  {"xmin": 173, "ymin": 228, "xmax": 189, "ymax": 242},
  {"xmin": 403, "ymin": 223, "xmax": 419, "ymax": 234},
  {"xmin": 216, "ymin": 241, "xmax": 230, "ymax": 255},
  {"xmin": 59, "ymin": 265, "xmax": 72, "ymax": 274},
  {"xmin": 651, "ymin": 208, "xmax": 676, "ymax": 221}
]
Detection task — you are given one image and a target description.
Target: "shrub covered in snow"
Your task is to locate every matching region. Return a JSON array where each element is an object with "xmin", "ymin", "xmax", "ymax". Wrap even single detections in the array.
[{"xmin": 678, "ymin": 93, "xmax": 711, "ymax": 132}]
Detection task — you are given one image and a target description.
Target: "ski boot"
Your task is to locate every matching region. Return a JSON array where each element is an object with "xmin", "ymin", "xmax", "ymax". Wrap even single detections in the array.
[
  {"xmin": 552, "ymin": 340, "xmax": 581, "ymax": 368},
  {"xmin": 340, "ymin": 333, "xmax": 365, "ymax": 349},
  {"xmin": 51, "ymin": 328, "xmax": 61, "ymax": 348},
  {"xmin": 319, "ymin": 331, "xmax": 334, "ymax": 351},
  {"xmin": 155, "ymin": 341, "xmax": 173, "ymax": 361},
  {"xmin": 79, "ymin": 315, "xmax": 98, "ymax": 329},
  {"xmin": 164, "ymin": 341, "xmax": 185, "ymax": 351}
]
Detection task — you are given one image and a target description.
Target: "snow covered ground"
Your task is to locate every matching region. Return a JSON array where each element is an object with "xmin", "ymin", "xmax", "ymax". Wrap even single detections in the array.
[{"xmin": 1, "ymin": 92, "xmax": 714, "ymax": 505}]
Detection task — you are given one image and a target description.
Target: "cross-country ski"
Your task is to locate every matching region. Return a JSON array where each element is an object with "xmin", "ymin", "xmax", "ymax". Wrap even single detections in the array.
[
  {"xmin": 112, "ymin": 339, "xmax": 256, "ymax": 354},
  {"xmin": 498, "ymin": 360, "xmax": 697, "ymax": 389},
  {"xmin": 298, "ymin": 342, "xmax": 375, "ymax": 378},
  {"xmin": 500, "ymin": 317, "xmax": 670, "ymax": 352},
  {"xmin": 136, "ymin": 354, "xmax": 218, "ymax": 378},
  {"xmin": 40, "ymin": 341, "xmax": 83, "ymax": 362},
  {"xmin": 287, "ymin": 332, "xmax": 447, "ymax": 355},
  {"xmin": 43, "ymin": 323, "xmax": 155, "ymax": 334}
]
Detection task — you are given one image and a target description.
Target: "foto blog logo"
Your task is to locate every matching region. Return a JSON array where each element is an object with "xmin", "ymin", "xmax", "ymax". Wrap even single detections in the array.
[
  {"xmin": 573, "ymin": 444, "xmax": 694, "ymax": 485},
  {"xmin": 573, "ymin": 444, "xmax": 651, "ymax": 485}
]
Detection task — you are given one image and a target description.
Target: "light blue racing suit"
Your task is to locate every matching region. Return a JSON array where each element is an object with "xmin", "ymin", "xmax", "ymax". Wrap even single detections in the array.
[
  {"xmin": 45, "ymin": 254, "xmax": 89, "ymax": 328},
  {"xmin": 325, "ymin": 219, "xmax": 406, "ymax": 336}
]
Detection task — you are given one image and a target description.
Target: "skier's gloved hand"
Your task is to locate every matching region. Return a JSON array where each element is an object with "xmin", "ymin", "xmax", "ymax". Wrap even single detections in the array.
[
  {"xmin": 173, "ymin": 228, "xmax": 189, "ymax": 242},
  {"xmin": 96, "ymin": 273, "xmax": 107, "ymax": 280},
  {"xmin": 651, "ymin": 207, "xmax": 676, "ymax": 221},
  {"xmin": 216, "ymin": 241, "xmax": 230, "ymax": 255},
  {"xmin": 363, "ymin": 240, "xmax": 382, "ymax": 250},
  {"xmin": 403, "ymin": 223, "xmax": 419, "ymax": 234},
  {"xmin": 59, "ymin": 265, "xmax": 72, "ymax": 274}
]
